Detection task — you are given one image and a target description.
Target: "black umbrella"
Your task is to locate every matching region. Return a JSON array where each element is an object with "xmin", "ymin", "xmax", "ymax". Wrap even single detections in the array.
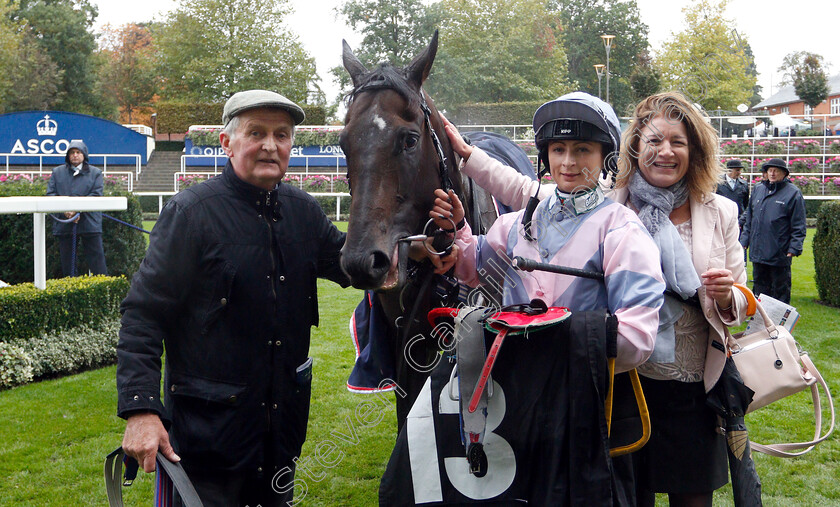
[{"xmin": 707, "ymin": 357, "xmax": 763, "ymax": 506}]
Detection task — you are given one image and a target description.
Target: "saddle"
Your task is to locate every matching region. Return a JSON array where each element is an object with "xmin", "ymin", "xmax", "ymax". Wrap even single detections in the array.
[{"xmin": 427, "ymin": 300, "xmax": 650, "ymax": 478}]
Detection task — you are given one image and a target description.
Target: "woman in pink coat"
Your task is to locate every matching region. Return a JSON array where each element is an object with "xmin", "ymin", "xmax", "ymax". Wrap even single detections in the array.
[{"xmin": 442, "ymin": 91, "xmax": 749, "ymax": 505}]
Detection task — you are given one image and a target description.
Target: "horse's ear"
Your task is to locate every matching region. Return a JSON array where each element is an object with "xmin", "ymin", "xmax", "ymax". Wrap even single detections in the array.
[
  {"xmin": 342, "ymin": 40, "xmax": 368, "ymax": 88},
  {"xmin": 405, "ymin": 29, "xmax": 438, "ymax": 88}
]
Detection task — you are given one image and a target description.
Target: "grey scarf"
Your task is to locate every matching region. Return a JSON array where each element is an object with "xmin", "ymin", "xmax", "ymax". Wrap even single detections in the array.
[{"xmin": 628, "ymin": 170, "xmax": 701, "ymax": 363}]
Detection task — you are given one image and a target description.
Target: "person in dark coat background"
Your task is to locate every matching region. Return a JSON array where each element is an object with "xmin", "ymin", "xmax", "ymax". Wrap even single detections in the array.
[
  {"xmin": 46, "ymin": 140, "xmax": 108, "ymax": 276},
  {"xmin": 717, "ymin": 159, "xmax": 750, "ymax": 228},
  {"xmin": 117, "ymin": 90, "xmax": 352, "ymax": 506},
  {"xmin": 740, "ymin": 158, "xmax": 806, "ymax": 303}
]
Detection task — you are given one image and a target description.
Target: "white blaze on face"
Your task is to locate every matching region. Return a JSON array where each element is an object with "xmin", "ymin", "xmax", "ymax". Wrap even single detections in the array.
[{"xmin": 372, "ymin": 114, "xmax": 387, "ymax": 131}]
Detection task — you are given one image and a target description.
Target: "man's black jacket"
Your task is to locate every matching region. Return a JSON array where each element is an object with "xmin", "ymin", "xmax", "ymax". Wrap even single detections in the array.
[
  {"xmin": 740, "ymin": 178, "xmax": 806, "ymax": 266},
  {"xmin": 117, "ymin": 163, "xmax": 348, "ymax": 475},
  {"xmin": 716, "ymin": 176, "xmax": 749, "ymax": 225}
]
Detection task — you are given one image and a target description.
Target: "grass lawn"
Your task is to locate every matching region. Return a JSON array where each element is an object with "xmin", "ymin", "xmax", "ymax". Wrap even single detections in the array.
[{"xmin": 0, "ymin": 225, "xmax": 837, "ymax": 505}]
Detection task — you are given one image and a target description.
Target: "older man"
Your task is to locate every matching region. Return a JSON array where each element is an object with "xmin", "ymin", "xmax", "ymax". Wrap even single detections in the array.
[
  {"xmin": 716, "ymin": 158, "xmax": 750, "ymax": 228},
  {"xmin": 117, "ymin": 90, "xmax": 349, "ymax": 506},
  {"xmin": 740, "ymin": 158, "xmax": 806, "ymax": 303}
]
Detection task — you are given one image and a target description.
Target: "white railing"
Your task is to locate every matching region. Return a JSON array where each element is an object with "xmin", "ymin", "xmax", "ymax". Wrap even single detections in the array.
[
  {"xmin": 180, "ymin": 154, "xmax": 228, "ymax": 173},
  {"xmin": 0, "ymin": 152, "xmax": 142, "ymax": 178},
  {"xmin": 0, "ymin": 169, "xmax": 135, "ymax": 192},
  {"xmin": 123, "ymin": 124, "xmax": 153, "ymax": 136},
  {"xmin": 135, "ymin": 191, "xmax": 177, "ymax": 213},
  {"xmin": 179, "ymin": 153, "xmax": 347, "ymax": 178}
]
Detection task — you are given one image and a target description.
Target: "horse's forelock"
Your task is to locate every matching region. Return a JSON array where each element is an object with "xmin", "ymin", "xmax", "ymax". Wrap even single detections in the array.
[{"xmin": 347, "ymin": 63, "xmax": 420, "ymax": 110}]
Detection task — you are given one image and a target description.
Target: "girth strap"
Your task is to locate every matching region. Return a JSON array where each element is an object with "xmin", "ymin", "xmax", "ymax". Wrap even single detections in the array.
[{"xmin": 453, "ymin": 307, "xmax": 492, "ymax": 476}]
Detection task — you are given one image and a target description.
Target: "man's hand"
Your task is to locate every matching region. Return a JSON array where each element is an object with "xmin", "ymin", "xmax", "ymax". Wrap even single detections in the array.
[
  {"xmin": 122, "ymin": 412, "xmax": 180, "ymax": 473},
  {"xmin": 64, "ymin": 211, "xmax": 80, "ymax": 223}
]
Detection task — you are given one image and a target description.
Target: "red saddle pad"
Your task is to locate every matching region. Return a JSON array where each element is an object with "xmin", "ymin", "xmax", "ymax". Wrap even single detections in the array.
[{"xmin": 485, "ymin": 307, "xmax": 572, "ymax": 334}]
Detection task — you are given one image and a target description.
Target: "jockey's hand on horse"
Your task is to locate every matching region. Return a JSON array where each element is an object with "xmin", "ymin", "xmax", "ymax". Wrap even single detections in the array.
[
  {"xmin": 412, "ymin": 188, "xmax": 464, "ymax": 274},
  {"xmin": 431, "ymin": 188, "xmax": 465, "ymax": 232},
  {"xmin": 439, "ymin": 113, "xmax": 474, "ymax": 162}
]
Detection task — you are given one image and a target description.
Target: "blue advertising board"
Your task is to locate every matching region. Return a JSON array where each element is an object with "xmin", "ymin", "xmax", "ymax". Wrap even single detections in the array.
[
  {"xmin": 0, "ymin": 110, "xmax": 150, "ymax": 165},
  {"xmin": 184, "ymin": 139, "xmax": 346, "ymax": 167}
]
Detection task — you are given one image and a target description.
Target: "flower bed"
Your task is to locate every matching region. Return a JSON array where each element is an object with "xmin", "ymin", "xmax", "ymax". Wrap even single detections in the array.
[
  {"xmin": 184, "ymin": 126, "xmax": 343, "ymax": 148},
  {"xmin": 756, "ymin": 140, "xmax": 786, "ymax": 154},
  {"xmin": 283, "ymin": 173, "xmax": 350, "ymax": 193},
  {"xmin": 721, "ymin": 140, "xmax": 753, "ymax": 154},
  {"xmin": 830, "ymin": 140, "xmax": 840, "ymax": 153},
  {"xmin": 791, "ymin": 139, "xmax": 821, "ymax": 154},
  {"xmin": 184, "ymin": 128, "xmax": 222, "ymax": 146},
  {"xmin": 828, "ymin": 156, "xmax": 840, "ymax": 171},
  {"xmin": 178, "ymin": 174, "xmax": 210, "ymax": 189},
  {"xmin": 791, "ymin": 176, "xmax": 822, "ymax": 194},
  {"xmin": 824, "ymin": 177, "xmax": 840, "ymax": 194},
  {"xmin": 789, "ymin": 157, "xmax": 820, "ymax": 173},
  {"xmin": 516, "ymin": 141, "xmax": 538, "ymax": 156},
  {"xmin": 751, "ymin": 158, "xmax": 773, "ymax": 171}
]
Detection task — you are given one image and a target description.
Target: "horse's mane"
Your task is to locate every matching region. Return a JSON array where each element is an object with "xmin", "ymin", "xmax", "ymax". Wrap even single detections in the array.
[{"xmin": 347, "ymin": 63, "xmax": 421, "ymax": 109}]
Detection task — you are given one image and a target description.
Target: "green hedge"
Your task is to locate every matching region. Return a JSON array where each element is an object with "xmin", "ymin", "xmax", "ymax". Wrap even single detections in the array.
[
  {"xmin": 156, "ymin": 101, "xmax": 328, "ymax": 134},
  {"xmin": 0, "ymin": 178, "xmax": 146, "ymax": 285},
  {"xmin": 0, "ymin": 318, "xmax": 120, "ymax": 388},
  {"xmin": 450, "ymin": 101, "xmax": 542, "ymax": 126},
  {"xmin": 0, "ymin": 276, "xmax": 129, "ymax": 342},
  {"xmin": 814, "ymin": 201, "xmax": 840, "ymax": 306}
]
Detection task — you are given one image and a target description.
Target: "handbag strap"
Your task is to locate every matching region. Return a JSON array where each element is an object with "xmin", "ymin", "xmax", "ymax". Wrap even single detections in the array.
[{"xmin": 750, "ymin": 354, "xmax": 836, "ymax": 457}]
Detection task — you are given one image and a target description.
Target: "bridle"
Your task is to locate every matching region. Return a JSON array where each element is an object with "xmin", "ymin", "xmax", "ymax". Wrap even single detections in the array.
[{"xmin": 346, "ymin": 81, "xmax": 456, "ymax": 262}]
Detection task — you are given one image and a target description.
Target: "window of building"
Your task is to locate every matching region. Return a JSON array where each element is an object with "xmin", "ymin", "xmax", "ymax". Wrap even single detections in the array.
[
  {"xmin": 832, "ymin": 97, "xmax": 840, "ymax": 115},
  {"xmin": 782, "ymin": 106, "xmax": 790, "ymax": 114},
  {"xmin": 804, "ymin": 104, "xmax": 812, "ymax": 118}
]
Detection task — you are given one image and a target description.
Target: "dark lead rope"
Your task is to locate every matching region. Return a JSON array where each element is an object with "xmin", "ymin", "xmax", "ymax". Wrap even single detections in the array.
[{"xmin": 103, "ymin": 213, "xmax": 152, "ymax": 234}]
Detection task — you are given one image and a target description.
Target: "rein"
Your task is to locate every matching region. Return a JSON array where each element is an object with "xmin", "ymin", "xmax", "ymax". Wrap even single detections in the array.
[{"xmin": 419, "ymin": 93, "xmax": 453, "ymax": 192}]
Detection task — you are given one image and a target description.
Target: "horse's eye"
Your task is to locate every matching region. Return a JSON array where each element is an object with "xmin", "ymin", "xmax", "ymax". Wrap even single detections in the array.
[{"xmin": 404, "ymin": 134, "xmax": 419, "ymax": 151}]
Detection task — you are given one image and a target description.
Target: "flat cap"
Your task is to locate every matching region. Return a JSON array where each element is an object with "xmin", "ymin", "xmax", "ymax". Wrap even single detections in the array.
[
  {"xmin": 726, "ymin": 159, "xmax": 744, "ymax": 169},
  {"xmin": 761, "ymin": 157, "xmax": 788, "ymax": 173},
  {"xmin": 222, "ymin": 90, "xmax": 305, "ymax": 125}
]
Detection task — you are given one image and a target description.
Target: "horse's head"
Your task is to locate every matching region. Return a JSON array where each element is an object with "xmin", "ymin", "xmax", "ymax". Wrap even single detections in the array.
[{"xmin": 339, "ymin": 31, "xmax": 460, "ymax": 291}]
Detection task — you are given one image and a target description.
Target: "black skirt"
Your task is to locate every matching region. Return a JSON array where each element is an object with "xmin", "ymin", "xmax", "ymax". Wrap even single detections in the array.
[{"xmin": 612, "ymin": 375, "xmax": 729, "ymax": 495}]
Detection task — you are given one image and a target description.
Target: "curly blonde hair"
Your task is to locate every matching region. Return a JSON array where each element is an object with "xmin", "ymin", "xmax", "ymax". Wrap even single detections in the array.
[{"xmin": 616, "ymin": 91, "xmax": 721, "ymax": 200}]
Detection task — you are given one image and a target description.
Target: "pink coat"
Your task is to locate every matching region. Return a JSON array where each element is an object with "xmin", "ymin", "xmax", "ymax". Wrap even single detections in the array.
[{"xmin": 461, "ymin": 148, "xmax": 748, "ymax": 391}]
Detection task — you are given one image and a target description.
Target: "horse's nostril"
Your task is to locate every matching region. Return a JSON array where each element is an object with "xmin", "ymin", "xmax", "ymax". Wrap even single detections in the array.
[{"xmin": 369, "ymin": 251, "xmax": 391, "ymax": 272}]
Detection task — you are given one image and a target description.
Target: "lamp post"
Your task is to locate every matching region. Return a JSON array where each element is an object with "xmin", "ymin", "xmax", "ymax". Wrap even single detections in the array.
[
  {"xmin": 600, "ymin": 34, "xmax": 615, "ymax": 104},
  {"xmin": 594, "ymin": 64, "xmax": 605, "ymax": 100}
]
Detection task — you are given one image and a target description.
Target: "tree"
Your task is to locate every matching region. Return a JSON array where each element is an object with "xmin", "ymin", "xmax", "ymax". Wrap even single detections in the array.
[
  {"xmin": 779, "ymin": 51, "xmax": 830, "ymax": 109},
  {"xmin": 4, "ymin": 31, "xmax": 63, "ymax": 112},
  {"xmin": 153, "ymin": 0, "xmax": 317, "ymax": 105},
  {"xmin": 629, "ymin": 51, "xmax": 660, "ymax": 104},
  {"xmin": 98, "ymin": 23, "xmax": 158, "ymax": 124},
  {"xmin": 656, "ymin": 0, "xmax": 756, "ymax": 112},
  {"xmin": 332, "ymin": 0, "xmax": 438, "ymax": 97},
  {"xmin": 11, "ymin": 0, "xmax": 114, "ymax": 117},
  {"xmin": 743, "ymin": 42, "xmax": 762, "ymax": 107},
  {"xmin": 551, "ymin": 0, "xmax": 651, "ymax": 115},
  {"xmin": 426, "ymin": 0, "xmax": 572, "ymax": 111}
]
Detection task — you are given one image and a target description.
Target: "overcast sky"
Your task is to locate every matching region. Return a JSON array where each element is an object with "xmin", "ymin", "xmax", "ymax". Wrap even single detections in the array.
[{"xmin": 94, "ymin": 0, "xmax": 838, "ymax": 107}]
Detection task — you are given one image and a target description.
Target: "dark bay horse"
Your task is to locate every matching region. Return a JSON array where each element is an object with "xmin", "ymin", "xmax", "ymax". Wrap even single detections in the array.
[{"xmin": 339, "ymin": 32, "xmax": 498, "ymax": 428}]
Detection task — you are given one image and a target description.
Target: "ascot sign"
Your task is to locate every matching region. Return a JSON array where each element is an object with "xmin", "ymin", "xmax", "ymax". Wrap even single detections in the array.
[
  {"xmin": 0, "ymin": 110, "xmax": 151, "ymax": 165},
  {"xmin": 9, "ymin": 114, "xmax": 81, "ymax": 155}
]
